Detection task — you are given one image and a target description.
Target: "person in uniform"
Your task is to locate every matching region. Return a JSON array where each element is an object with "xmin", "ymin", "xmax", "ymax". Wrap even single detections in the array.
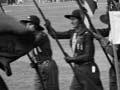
[
  {"xmin": 20, "ymin": 15, "xmax": 59, "ymax": 90},
  {"xmin": 45, "ymin": 9, "xmax": 103, "ymax": 90}
]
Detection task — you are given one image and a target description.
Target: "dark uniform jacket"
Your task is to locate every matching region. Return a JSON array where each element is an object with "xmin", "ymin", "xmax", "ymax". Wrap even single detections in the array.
[
  {"xmin": 32, "ymin": 31, "xmax": 59, "ymax": 90},
  {"xmin": 30, "ymin": 31, "xmax": 53, "ymax": 62},
  {"xmin": 49, "ymin": 25, "xmax": 95, "ymax": 64}
]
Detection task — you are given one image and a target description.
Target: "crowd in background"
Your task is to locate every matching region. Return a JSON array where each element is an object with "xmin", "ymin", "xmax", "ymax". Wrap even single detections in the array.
[
  {"xmin": 38, "ymin": 0, "xmax": 74, "ymax": 3},
  {"xmin": 8, "ymin": 0, "xmax": 24, "ymax": 5},
  {"xmin": 1, "ymin": 0, "xmax": 75, "ymax": 5},
  {"xmin": 0, "ymin": 0, "xmax": 24, "ymax": 5}
]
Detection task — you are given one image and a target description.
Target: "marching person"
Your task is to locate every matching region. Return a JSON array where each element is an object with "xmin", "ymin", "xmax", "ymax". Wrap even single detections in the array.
[
  {"xmin": 20, "ymin": 15, "xmax": 59, "ymax": 90},
  {"xmin": 45, "ymin": 9, "xmax": 103, "ymax": 90}
]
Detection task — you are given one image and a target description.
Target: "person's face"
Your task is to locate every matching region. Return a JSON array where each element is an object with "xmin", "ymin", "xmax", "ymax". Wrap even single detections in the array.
[
  {"xmin": 26, "ymin": 22, "xmax": 35, "ymax": 31},
  {"xmin": 70, "ymin": 17, "xmax": 80, "ymax": 28}
]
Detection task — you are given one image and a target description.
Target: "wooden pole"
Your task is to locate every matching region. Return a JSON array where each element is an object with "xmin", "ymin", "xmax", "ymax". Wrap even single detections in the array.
[
  {"xmin": 27, "ymin": 54, "xmax": 46, "ymax": 90},
  {"xmin": 112, "ymin": 43, "xmax": 120, "ymax": 90}
]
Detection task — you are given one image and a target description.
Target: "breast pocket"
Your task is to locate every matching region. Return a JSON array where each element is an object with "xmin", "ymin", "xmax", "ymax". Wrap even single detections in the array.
[{"xmin": 76, "ymin": 36, "xmax": 84, "ymax": 51}]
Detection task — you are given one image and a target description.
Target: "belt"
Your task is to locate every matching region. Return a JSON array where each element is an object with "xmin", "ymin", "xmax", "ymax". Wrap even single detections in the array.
[{"xmin": 76, "ymin": 59, "xmax": 94, "ymax": 65}]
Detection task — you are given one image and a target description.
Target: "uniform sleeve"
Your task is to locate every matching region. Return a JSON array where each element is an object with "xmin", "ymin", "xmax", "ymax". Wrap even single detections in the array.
[
  {"xmin": 54, "ymin": 30, "xmax": 74, "ymax": 39},
  {"xmin": 47, "ymin": 25, "xmax": 74, "ymax": 39},
  {"xmin": 73, "ymin": 33, "xmax": 95, "ymax": 63},
  {"xmin": 46, "ymin": 22, "xmax": 74, "ymax": 39}
]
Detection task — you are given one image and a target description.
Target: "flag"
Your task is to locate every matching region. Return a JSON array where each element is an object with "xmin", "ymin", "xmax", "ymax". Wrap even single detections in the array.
[
  {"xmin": 79, "ymin": 0, "xmax": 98, "ymax": 17},
  {"xmin": 109, "ymin": 11, "xmax": 120, "ymax": 44},
  {"xmin": 0, "ymin": 14, "xmax": 38, "ymax": 76},
  {"xmin": 0, "ymin": 32, "xmax": 36, "ymax": 76},
  {"xmin": 0, "ymin": 14, "xmax": 26, "ymax": 34},
  {"xmin": 0, "ymin": 14, "xmax": 37, "ymax": 59},
  {"xmin": 0, "ymin": 14, "xmax": 37, "ymax": 71}
]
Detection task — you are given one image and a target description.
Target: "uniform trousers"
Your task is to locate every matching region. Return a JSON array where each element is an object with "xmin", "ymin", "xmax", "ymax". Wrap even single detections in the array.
[
  {"xmin": 34, "ymin": 59, "xmax": 59, "ymax": 90},
  {"xmin": 70, "ymin": 62, "xmax": 103, "ymax": 90}
]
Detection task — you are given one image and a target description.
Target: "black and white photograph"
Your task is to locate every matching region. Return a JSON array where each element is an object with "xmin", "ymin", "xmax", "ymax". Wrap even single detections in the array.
[{"xmin": 0, "ymin": 0, "xmax": 120, "ymax": 90}]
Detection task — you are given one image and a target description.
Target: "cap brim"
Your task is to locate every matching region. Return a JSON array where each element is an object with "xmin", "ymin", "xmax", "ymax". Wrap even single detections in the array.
[
  {"xmin": 64, "ymin": 15, "xmax": 77, "ymax": 19},
  {"xmin": 20, "ymin": 20, "xmax": 32, "ymax": 23},
  {"xmin": 20, "ymin": 20, "xmax": 44, "ymax": 30}
]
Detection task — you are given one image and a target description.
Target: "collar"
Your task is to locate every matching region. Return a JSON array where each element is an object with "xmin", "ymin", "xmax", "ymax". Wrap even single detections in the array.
[{"xmin": 74, "ymin": 25, "xmax": 86, "ymax": 35}]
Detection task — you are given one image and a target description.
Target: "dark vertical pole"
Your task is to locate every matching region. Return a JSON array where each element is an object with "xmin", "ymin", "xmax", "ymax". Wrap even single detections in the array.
[
  {"xmin": 27, "ymin": 54, "xmax": 46, "ymax": 90},
  {"xmin": 112, "ymin": 44, "xmax": 120, "ymax": 90}
]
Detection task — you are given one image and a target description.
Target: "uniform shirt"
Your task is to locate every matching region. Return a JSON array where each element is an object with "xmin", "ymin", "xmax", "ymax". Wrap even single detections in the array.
[
  {"xmin": 49, "ymin": 25, "xmax": 95, "ymax": 64},
  {"xmin": 29, "ymin": 31, "xmax": 52, "ymax": 62}
]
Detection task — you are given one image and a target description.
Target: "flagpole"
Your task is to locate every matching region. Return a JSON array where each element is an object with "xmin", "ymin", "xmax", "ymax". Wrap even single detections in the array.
[
  {"xmin": 27, "ymin": 54, "xmax": 46, "ymax": 90},
  {"xmin": 112, "ymin": 43, "xmax": 120, "ymax": 90},
  {"xmin": 107, "ymin": 0, "xmax": 120, "ymax": 89}
]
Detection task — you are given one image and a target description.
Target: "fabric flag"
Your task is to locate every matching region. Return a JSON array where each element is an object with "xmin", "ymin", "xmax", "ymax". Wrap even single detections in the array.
[
  {"xmin": 0, "ymin": 14, "xmax": 36, "ymax": 76},
  {"xmin": 79, "ymin": 0, "xmax": 98, "ymax": 17},
  {"xmin": 0, "ymin": 14, "xmax": 37, "ymax": 64},
  {"xmin": 0, "ymin": 14, "xmax": 48, "ymax": 76},
  {"xmin": 109, "ymin": 11, "xmax": 120, "ymax": 44},
  {"xmin": 0, "ymin": 14, "xmax": 26, "ymax": 34}
]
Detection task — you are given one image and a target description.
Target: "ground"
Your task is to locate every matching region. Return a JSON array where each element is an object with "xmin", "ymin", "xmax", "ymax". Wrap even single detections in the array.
[{"xmin": 0, "ymin": 0, "xmax": 111, "ymax": 90}]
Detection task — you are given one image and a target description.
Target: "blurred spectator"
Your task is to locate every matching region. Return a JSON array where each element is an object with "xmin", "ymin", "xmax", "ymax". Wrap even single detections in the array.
[
  {"xmin": 17, "ymin": 0, "xmax": 24, "ymax": 4},
  {"xmin": 7, "ymin": 0, "xmax": 12, "ymax": 5},
  {"xmin": 38, "ymin": 0, "xmax": 46, "ymax": 3},
  {"xmin": 38, "ymin": 0, "xmax": 74, "ymax": 3},
  {"xmin": 7, "ymin": 0, "xmax": 16, "ymax": 5}
]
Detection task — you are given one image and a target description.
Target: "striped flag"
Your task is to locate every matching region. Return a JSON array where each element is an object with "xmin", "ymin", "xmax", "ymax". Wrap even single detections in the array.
[{"xmin": 79, "ymin": 0, "xmax": 98, "ymax": 17}]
